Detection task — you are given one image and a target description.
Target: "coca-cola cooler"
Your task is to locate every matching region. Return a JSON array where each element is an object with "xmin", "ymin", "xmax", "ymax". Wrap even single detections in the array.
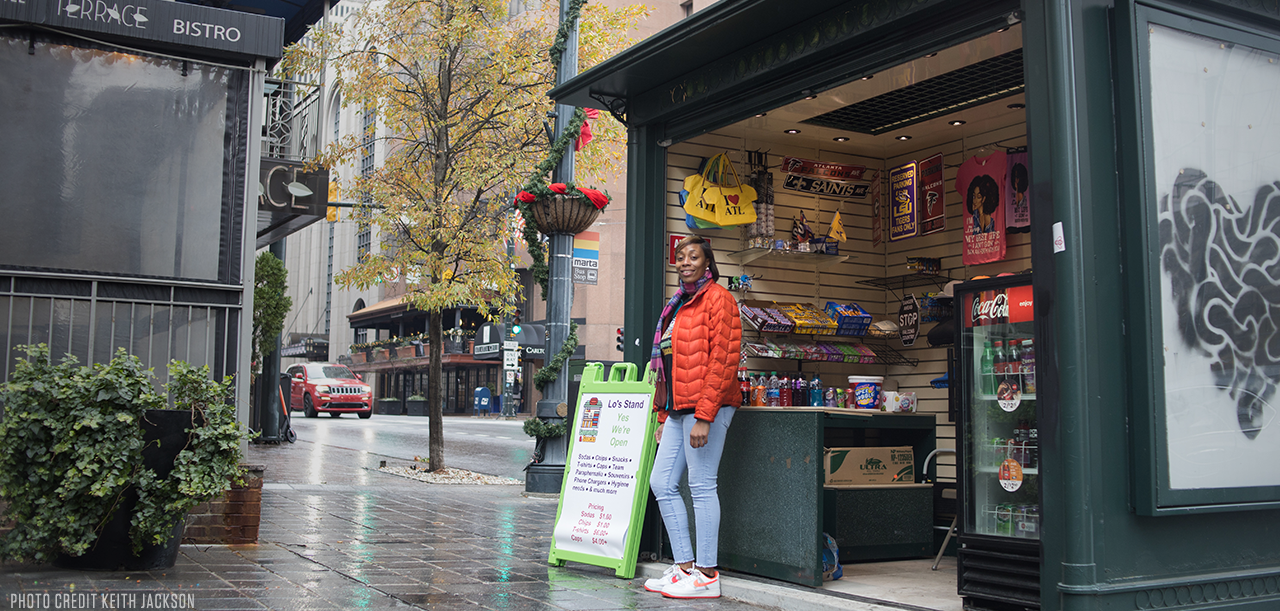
[{"xmin": 954, "ymin": 274, "xmax": 1041, "ymax": 611}]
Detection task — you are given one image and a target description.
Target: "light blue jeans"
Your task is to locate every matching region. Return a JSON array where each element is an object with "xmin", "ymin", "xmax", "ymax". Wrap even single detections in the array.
[{"xmin": 650, "ymin": 406, "xmax": 735, "ymax": 568}]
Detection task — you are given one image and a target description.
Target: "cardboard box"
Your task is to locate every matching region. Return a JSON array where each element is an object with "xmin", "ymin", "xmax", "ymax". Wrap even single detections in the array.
[{"xmin": 824, "ymin": 446, "xmax": 915, "ymax": 485}]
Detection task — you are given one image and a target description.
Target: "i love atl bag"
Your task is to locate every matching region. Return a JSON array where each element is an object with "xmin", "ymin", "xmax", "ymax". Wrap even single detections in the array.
[{"xmin": 682, "ymin": 153, "xmax": 758, "ymax": 227}]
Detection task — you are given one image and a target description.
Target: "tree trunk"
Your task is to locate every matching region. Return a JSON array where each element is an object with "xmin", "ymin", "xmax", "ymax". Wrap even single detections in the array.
[{"xmin": 428, "ymin": 308, "xmax": 445, "ymax": 471}]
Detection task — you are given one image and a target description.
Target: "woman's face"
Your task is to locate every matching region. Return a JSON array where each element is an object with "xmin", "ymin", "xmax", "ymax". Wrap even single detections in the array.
[
  {"xmin": 972, "ymin": 190, "xmax": 986, "ymax": 215},
  {"xmin": 676, "ymin": 244, "xmax": 710, "ymax": 283}
]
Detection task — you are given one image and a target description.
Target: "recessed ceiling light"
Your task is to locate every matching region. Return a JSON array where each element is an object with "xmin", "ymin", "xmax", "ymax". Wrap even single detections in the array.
[
  {"xmin": 785, "ymin": 129, "xmax": 801, "ymax": 134},
  {"xmin": 860, "ymin": 75, "xmax": 874, "ymax": 81},
  {"xmin": 804, "ymin": 95, "xmax": 817, "ymax": 100},
  {"xmin": 925, "ymin": 52, "xmax": 938, "ymax": 58},
  {"xmin": 1007, "ymin": 103, "xmax": 1026, "ymax": 110},
  {"xmin": 949, "ymin": 120, "xmax": 966, "ymax": 126},
  {"xmin": 833, "ymin": 137, "xmax": 849, "ymax": 142},
  {"xmin": 997, "ymin": 26, "xmax": 1010, "ymax": 33},
  {"xmin": 755, "ymin": 112, "xmax": 767, "ymax": 117},
  {"xmin": 896, "ymin": 135, "xmax": 912, "ymax": 141}
]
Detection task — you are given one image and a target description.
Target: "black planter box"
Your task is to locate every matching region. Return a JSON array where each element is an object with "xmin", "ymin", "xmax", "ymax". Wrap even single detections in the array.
[
  {"xmin": 376, "ymin": 400, "xmax": 404, "ymax": 415},
  {"xmin": 406, "ymin": 400, "xmax": 427, "ymax": 416}
]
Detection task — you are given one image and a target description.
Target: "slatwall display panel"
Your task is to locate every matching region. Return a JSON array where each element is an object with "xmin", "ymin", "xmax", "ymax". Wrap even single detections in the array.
[
  {"xmin": 879, "ymin": 123, "xmax": 1031, "ymax": 482},
  {"xmin": 665, "ymin": 133, "xmax": 892, "ymax": 387}
]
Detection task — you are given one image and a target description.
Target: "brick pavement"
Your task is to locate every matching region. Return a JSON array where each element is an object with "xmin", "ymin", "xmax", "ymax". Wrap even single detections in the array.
[{"xmin": 0, "ymin": 439, "xmax": 776, "ymax": 611}]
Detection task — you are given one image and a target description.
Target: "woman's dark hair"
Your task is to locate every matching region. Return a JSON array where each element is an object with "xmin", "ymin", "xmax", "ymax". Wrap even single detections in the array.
[
  {"xmin": 1010, "ymin": 163, "xmax": 1028, "ymax": 194},
  {"xmin": 673, "ymin": 235, "xmax": 720, "ymax": 281},
  {"xmin": 966, "ymin": 174, "xmax": 1001, "ymax": 215}
]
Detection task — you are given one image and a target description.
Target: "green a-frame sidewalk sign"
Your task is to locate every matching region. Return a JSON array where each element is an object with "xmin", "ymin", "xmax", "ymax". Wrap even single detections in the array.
[{"xmin": 547, "ymin": 362, "xmax": 658, "ymax": 578}]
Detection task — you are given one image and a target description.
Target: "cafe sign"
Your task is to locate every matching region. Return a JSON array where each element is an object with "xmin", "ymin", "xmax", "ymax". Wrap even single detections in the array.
[{"xmin": 1, "ymin": 0, "xmax": 284, "ymax": 59}]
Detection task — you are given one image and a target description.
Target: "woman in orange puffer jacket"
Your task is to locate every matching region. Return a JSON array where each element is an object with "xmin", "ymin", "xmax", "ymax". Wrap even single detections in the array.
[{"xmin": 642, "ymin": 236, "xmax": 741, "ymax": 600}]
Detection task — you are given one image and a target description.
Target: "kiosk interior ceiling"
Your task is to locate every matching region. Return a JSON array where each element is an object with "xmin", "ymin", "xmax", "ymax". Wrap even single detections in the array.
[
  {"xmin": 802, "ymin": 49, "xmax": 1024, "ymax": 136},
  {"xmin": 736, "ymin": 26, "xmax": 1024, "ymax": 153}
]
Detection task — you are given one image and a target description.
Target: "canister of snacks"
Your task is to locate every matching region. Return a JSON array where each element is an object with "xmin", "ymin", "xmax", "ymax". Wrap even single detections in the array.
[{"xmin": 847, "ymin": 375, "xmax": 884, "ymax": 409}]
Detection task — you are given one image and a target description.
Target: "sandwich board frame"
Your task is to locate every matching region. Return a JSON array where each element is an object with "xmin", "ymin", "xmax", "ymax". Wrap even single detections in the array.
[{"xmin": 547, "ymin": 362, "xmax": 658, "ymax": 578}]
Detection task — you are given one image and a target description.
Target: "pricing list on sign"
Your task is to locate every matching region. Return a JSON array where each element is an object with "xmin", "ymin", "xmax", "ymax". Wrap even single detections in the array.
[{"xmin": 552, "ymin": 391, "xmax": 653, "ymax": 560}]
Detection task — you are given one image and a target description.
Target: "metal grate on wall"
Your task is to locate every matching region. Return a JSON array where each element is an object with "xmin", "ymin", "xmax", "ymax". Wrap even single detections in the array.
[
  {"xmin": 802, "ymin": 49, "xmax": 1024, "ymax": 135},
  {"xmin": 0, "ymin": 274, "xmax": 241, "ymax": 388}
]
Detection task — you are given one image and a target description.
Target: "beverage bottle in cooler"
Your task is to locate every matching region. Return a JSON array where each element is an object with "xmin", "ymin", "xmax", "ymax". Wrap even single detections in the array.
[
  {"xmin": 1007, "ymin": 340, "xmax": 1022, "ymax": 388},
  {"xmin": 1021, "ymin": 339, "xmax": 1036, "ymax": 394},
  {"xmin": 980, "ymin": 340, "xmax": 996, "ymax": 395},
  {"xmin": 794, "ymin": 376, "xmax": 807, "ymax": 407},
  {"xmin": 779, "ymin": 373, "xmax": 792, "ymax": 407},
  {"xmin": 809, "ymin": 375, "xmax": 824, "ymax": 407},
  {"xmin": 992, "ymin": 340, "xmax": 1006, "ymax": 383},
  {"xmin": 767, "ymin": 372, "xmax": 780, "ymax": 407},
  {"xmin": 740, "ymin": 371, "xmax": 751, "ymax": 405}
]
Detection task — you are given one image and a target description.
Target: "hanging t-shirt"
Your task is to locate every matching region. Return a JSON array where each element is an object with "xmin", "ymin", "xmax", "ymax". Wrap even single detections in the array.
[
  {"xmin": 957, "ymin": 151, "xmax": 1008, "ymax": 265},
  {"xmin": 1006, "ymin": 149, "xmax": 1031, "ymax": 233}
]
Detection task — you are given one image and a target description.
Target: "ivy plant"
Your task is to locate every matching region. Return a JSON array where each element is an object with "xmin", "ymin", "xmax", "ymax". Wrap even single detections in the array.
[{"xmin": 0, "ymin": 345, "xmax": 251, "ymax": 562}]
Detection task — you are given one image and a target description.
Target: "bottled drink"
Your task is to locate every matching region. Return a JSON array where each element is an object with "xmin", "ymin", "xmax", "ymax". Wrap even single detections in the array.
[
  {"xmin": 794, "ymin": 376, "xmax": 807, "ymax": 407},
  {"xmin": 767, "ymin": 372, "xmax": 780, "ymax": 407},
  {"xmin": 778, "ymin": 373, "xmax": 792, "ymax": 407},
  {"xmin": 1021, "ymin": 339, "xmax": 1036, "ymax": 394},
  {"xmin": 824, "ymin": 386, "xmax": 836, "ymax": 408},
  {"xmin": 752, "ymin": 375, "xmax": 767, "ymax": 407},
  {"xmin": 809, "ymin": 375, "xmax": 824, "ymax": 407},
  {"xmin": 1006, "ymin": 340, "xmax": 1021, "ymax": 382},
  {"xmin": 740, "ymin": 371, "xmax": 751, "ymax": 406},
  {"xmin": 980, "ymin": 341, "xmax": 996, "ymax": 395},
  {"xmin": 992, "ymin": 341, "xmax": 1006, "ymax": 377}
]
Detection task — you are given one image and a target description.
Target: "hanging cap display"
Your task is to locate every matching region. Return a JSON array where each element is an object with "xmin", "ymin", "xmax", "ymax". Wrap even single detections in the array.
[{"xmin": 940, "ymin": 280, "xmax": 962, "ymax": 299}]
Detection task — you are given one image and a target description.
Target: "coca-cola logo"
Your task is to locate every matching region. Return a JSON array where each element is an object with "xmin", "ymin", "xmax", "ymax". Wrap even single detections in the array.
[{"xmin": 972, "ymin": 293, "xmax": 1008, "ymax": 323}]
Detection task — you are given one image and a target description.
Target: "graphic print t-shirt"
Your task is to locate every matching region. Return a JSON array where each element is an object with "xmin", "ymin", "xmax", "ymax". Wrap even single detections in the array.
[
  {"xmin": 1006, "ymin": 150, "xmax": 1031, "ymax": 232},
  {"xmin": 957, "ymin": 151, "xmax": 1008, "ymax": 265}
]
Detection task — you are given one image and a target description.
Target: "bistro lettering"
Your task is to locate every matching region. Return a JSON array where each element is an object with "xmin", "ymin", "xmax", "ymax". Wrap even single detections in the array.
[{"xmin": 174, "ymin": 18, "xmax": 241, "ymax": 42}]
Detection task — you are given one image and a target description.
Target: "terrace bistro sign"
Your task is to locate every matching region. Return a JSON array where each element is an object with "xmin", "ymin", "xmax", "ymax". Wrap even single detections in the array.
[{"xmin": 1, "ymin": 0, "xmax": 284, "ymax": 60}]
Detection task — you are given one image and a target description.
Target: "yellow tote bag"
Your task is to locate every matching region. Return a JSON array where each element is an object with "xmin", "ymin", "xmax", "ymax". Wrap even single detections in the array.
[{"xmin": 682, "ymin": 153, "xmax": 758, "ymax": 227}]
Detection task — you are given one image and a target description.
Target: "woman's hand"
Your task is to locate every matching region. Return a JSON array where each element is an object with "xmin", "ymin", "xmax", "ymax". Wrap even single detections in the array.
[
  {"xmin": 655, "ymin": 422, "xmax": 663, "ymax": 444},
  {"xmin": 689, "ymin": 420, "xmax": 710, "ymax": 448}
]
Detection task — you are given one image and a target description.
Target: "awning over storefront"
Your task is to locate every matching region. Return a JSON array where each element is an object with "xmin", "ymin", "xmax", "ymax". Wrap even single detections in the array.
[
  {"xmin": 472, "ymin": 322, "xmax": 547, "ymax": 360},
  {"xmin": 549, "ymin": 0, "xmax": 849, "ymax": 116},
  {"xmin": 347, "ymin": 295, "xmax": 410, "ymax": 328}
]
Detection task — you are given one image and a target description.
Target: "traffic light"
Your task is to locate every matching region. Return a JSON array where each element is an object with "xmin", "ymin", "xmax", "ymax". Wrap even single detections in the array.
[
  {"xmin": 616, "ymin": 327, "xmax": 624, "ymax": 352},
  {"xmin": 511, "ymin": 309, "xmax": 522, "ymax": 337}
]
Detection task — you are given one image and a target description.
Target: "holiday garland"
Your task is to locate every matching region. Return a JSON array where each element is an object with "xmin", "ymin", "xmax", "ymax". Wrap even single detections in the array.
[{"xmin": 533, "ymin": 321, "xmax": 578, "ymax": 391}]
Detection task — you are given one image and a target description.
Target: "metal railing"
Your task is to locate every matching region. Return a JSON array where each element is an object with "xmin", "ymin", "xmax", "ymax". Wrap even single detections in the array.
[{"xmin": 263, "ymin": 78, "xmax": 322, "ymax": 161}]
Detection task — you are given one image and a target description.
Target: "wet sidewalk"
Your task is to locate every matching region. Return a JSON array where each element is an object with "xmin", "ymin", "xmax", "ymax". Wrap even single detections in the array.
[{"xmin": 0, "ymin": 439, "xmax": 939, "ymax": 611}]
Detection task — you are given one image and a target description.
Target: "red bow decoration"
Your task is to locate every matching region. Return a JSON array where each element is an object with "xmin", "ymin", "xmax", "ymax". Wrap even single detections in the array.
[
  {"xmin": 515, "ymin": 191, "xmax": 536, "ymax": 203},
  {"xmin": 578, "ymin": 187, "xmax": 609, "ymax": 210},
  {"xmin": 548, "ymin": 183, "xmax": 569, "ymax": 195},
  {"xmin": 575, "ymin": 109, "xmax": 601, "ymax": 152}
]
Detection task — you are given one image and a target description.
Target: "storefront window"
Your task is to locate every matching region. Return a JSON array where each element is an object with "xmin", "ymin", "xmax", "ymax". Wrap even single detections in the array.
[{"xmin": 1148, "ymin": 24, "xmax": 1280, "ymax": 491}]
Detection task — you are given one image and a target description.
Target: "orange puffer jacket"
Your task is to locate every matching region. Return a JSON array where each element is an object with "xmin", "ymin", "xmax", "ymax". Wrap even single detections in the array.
[{"xmin": 654, "ymin": 281, "xmax": 742, "ymax": 423}]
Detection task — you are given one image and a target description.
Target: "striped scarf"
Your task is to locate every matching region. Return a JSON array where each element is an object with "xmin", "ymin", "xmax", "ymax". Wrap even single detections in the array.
[{"xmin": 649, "ymin": 269, "xmax": 713, "ymax": 383}]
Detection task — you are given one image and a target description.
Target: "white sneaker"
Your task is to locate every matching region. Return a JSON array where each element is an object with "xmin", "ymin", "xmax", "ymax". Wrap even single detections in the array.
[
  {"xmin": 662, "ymin": 567, "xmax": 720, "ymax": 599},
  {"xmin": 643, "ymin": 564, "xmax": 689, "ymax": 593}
]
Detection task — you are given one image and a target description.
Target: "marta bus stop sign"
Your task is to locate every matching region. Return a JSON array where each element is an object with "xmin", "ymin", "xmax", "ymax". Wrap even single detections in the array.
[{"xmin": 548, "ymin": 363, "xmax": 658, "ymax": 579}]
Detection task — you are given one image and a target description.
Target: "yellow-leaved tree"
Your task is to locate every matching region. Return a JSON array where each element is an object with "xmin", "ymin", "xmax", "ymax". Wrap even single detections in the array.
[{"xmin": 284, "ymin": 0, "xmax": 645, "ymax": 471}]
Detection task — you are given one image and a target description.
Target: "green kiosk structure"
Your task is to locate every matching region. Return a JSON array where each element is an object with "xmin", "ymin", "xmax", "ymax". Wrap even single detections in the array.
[{"xmin": 551, "ymin": 1, "xmax": 1280, "ymax": 609}]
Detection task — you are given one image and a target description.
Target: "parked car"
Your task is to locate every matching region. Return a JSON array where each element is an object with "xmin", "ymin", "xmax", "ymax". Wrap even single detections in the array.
[{"xmin": 286, "ymin": 363, "xmax": 373, "ymax": 419}]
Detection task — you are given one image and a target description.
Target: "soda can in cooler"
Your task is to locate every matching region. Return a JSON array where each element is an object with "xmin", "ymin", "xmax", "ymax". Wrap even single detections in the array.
[{"xmin": 995, "ymin": 504, "xmax": 1015, "ymax": 536}]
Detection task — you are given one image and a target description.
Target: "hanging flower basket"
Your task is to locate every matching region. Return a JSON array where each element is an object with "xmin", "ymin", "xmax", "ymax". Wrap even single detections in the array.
[{"xmin": 529, "ymin": 194, "xmax": 601, "ymax": 235}]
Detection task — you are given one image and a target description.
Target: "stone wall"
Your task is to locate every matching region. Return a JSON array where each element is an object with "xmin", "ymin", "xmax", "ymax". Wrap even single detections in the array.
[{"xmin": 182, "ymin": 464, "xmax": 265, "ymax": 545}]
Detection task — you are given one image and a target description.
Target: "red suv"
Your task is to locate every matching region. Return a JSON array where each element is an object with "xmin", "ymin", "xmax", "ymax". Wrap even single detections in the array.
[{"xmin": 287, "ymin": 363, "xmax": 373, "ymax": 418}]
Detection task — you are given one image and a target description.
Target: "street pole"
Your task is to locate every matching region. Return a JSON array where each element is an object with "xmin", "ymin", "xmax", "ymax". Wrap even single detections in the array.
[{"xmin": 526, "ymin": 0, "xmax": 579, "ymax": 494}]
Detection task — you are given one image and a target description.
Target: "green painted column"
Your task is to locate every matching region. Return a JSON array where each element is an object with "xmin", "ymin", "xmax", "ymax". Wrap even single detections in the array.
[{"xmin": 622, "ymin": 123, "xmax": 666, "ymax": 368}]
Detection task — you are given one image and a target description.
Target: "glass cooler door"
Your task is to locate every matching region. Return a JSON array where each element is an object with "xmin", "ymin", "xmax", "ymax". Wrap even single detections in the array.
[{"xmin": 960, "ymin": 280, "xmax": 1040, "ymax": 541}]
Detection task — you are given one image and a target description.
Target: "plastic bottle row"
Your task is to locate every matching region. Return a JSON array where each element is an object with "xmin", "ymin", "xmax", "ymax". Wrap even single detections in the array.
[{"xmin": 738, "ymin": 370, "xmax": 895, "ymax": 410}]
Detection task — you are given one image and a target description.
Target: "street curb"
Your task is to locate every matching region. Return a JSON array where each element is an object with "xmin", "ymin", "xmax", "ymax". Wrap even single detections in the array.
[{"xmin": 635, "ymin": 563, "xmax": 939, "ymax": 611}]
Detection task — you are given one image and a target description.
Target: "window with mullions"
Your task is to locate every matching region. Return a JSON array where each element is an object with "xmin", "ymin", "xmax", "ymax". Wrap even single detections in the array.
[
  {"xmin": 1118, "ymin": 4, "xmax": 1280, "ymax": 513},
  {"xmin": 357, "ymin": 102, "xmax": 376, "ymax": 261}
]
